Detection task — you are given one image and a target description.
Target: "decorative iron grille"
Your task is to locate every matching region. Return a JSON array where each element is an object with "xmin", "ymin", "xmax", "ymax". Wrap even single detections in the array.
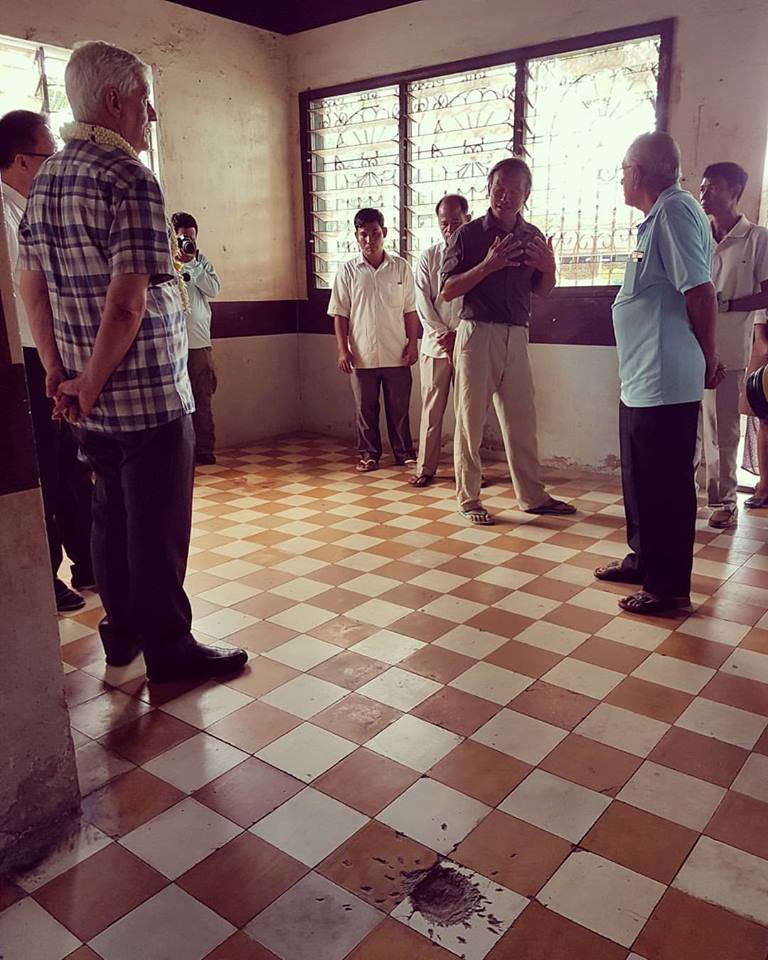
[
  {"xmin": 526, "ymin": 38, "xmax": 660, "ymax": 285},
  {"xmin": 304, "ymin": 25, "xmax": 669, "ymax": 292},
  {"xmin": 406, "ymin": 64, "xmax": 516, "ymax": 259},
  {"xmin": 308, "ymin": 86, "xmax": 400, "ymax": 288}
]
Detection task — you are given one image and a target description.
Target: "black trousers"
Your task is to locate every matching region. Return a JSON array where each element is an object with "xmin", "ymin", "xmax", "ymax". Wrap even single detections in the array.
[
  {"xmin": 23, "ymin": 347, "xmax": 93, "ymax": 587},
  {"xmin": 350, "ymin": 366, "xmax": 415, "ymax": 462},
  {"xmin": 75, "ymin": 415, "xmax": 196, "ymax": 667},
  {"xmin": 619, "ymin": 400, "xmax": 699, "ymax": 598}
]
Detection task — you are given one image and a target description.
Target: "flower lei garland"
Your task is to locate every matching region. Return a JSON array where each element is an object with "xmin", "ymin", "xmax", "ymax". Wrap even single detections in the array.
[{"xmin": 60, "ymin": 121, "xmax": 190, "ymax": 315}]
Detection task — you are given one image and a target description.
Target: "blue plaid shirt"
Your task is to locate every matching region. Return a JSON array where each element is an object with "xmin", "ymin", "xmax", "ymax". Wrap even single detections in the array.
[{"xmin": 18, "ymin": 138, "xmax": 194, "ymax": 433}]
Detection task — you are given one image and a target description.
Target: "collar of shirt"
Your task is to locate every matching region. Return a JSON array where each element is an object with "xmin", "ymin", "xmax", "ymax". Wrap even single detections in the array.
[
  {"xmin": 355, "ymin": 249, "xmax": 393, "ymax": 270},
  {"xmin": 1, "ymin": 182, "xmax": 26, "ymax": 216},
  {"xmin": 481, "ymin": 208, "xmax": 534, "ymax": 238},
  {"xmin": 638, "ymin": 182, "xmax": 683, "ymax": 230},
  {"xmin": 715, "ymin": 213, "xmax": 751, "ymax": 245},
  {"xmin": 1, "ymin": 180, "xmax": 33, "ymax": 348}
]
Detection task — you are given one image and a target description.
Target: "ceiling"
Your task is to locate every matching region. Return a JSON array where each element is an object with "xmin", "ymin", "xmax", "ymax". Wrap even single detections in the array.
[{"xmin": 166, "ymin": 0, "xmax": 422, "ymax": 34}]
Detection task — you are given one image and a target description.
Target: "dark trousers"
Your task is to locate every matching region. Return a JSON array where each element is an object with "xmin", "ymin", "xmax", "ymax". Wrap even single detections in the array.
[
  {"xmin": 75, "ymin": 415, "xmax": 195, "ymax": 667},
  {"xmin": 350, "ymin": 366, "xmax": 415, "ymax": 462},
  {"xmin": 23, "ymin": 347, "xmax": 93, "ymax": 587},
  {"xmin": 619, "ymin": 401, "xmax": 699, "ymax": 598},
  {"xmin": 188, "ymin": 347, "xmax": 217, "ymax": 457}
]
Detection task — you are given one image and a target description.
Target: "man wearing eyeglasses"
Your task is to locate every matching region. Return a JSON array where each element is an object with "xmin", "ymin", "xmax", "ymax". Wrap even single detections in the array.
[
  {"xmin": 596, "ymin": 132, "xmax": 719, "ymax": 617},
  {"xmin": 0, "ymin": 109, "xmax": 95, "ymax": 612}
]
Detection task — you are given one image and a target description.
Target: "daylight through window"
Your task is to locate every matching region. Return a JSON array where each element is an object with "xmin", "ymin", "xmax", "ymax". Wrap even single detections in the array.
[
  {"xmin": 0, "ymin": 33, "xmax": 160, "ymax": 173},
  {"xmin": 305, "ymin": 29, "xmax": 665, "ymax": 289}
]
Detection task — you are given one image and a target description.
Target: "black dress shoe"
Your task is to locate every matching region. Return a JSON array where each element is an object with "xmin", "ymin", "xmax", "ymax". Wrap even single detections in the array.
[
  {"xmin": 147, "ymin": 641, "xmax": 248, "ymax": 683},
  {"xmin": 105, "ymin": 644, "xmax": 143, "ymax": 667},
  {"xmin": 55, "ymin": 580, "xmax": 86, "ymax": 612},
  {"xmin": 71, "ymin": 564, "xmax": 97, "ymax": 591},
  {"xmin": 195, "ymin": 452, "xmax": 217, "ymax": 465},
  {"xmin": 98, "ymin": 617, "xmax": 142, "ymax": 666}
]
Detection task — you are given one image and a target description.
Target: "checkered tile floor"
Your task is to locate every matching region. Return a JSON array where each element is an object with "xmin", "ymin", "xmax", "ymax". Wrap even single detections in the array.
[{"xmin": 3, "ymin": 432, "xmax": 768, "ymax": 960}]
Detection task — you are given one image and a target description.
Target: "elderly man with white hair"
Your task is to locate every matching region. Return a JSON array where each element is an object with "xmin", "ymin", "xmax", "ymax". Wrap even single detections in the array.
[
  {"xmin": 18, "ymin": 40, "xmax": 247, "ymax": 682},
  {"xmin": 594, "ymin": 131, "xmax": 720, "ymax": 616}
]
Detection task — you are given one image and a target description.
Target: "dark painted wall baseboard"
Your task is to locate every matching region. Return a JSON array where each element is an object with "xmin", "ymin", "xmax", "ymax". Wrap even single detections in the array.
[
  {"xmin": 212, "ymin": 290, "xmax": 618, "ymax": 347},
  {"xmin": 211, "ymin": 300, "xmax": 298, "ymax": 338}
]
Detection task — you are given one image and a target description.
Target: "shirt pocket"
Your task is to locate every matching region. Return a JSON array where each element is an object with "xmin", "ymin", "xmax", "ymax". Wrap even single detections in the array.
[
  {"xmin": 380, "ymin": 280, "xmax": 405, "ymax": 311},
  {"xmin": 622, "ymin": 254, "xmax": 643, "ymax": 295}
]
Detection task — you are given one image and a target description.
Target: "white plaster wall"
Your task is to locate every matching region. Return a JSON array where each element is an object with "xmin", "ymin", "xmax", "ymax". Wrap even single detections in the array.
[
  {"xmin": 287, "ymin": 0, "xmax": 768, "ymax": 225},
  {"xmin": 0, "ymin": 1, "xmax": 299, "ymax": 299},
  {"xmin": 298, "ymin": 334, "xmax": 619, "ymax": 471},
  {"xmin": 528, "ymin": 344, "xmax": 620, "ymax": 471},
  {"xmin": 0, "ymin": 1, "xmax": 301, "ymax": 448},
  {"xmin": 213, "ymin": 334, "xmax": 299, "ymax": 446}
]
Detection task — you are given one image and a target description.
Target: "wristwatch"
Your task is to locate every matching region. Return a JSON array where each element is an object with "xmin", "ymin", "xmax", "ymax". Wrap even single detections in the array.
[{"xmin": 717, "ymin": 292, "xmax": 732, "ymax": 313}]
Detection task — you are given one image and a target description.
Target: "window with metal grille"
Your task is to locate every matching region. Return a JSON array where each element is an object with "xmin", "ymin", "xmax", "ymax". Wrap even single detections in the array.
[
  {"xmin": 0, "ymin": 33, "xmax": 160, "ymax": 174},
  {"xmin": 526, "ymin": 38, "xmax": 660, "ymax": 285},
  {"xmin": 301, "ymin": 22, "xmax": 671, "ymax": 294},
  {"xmin": 406, "ymin": 64, "xmax": 516, "ymax": 259},
  {"xmin": 307, "ymin": 85, "xmax": 400, "ymax": 289}
]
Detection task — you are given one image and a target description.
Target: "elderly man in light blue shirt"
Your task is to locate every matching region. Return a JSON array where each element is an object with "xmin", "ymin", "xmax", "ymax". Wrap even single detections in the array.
[{"xmin": 594, "ymin": 131, "xmax": 719, "ymax": 616}]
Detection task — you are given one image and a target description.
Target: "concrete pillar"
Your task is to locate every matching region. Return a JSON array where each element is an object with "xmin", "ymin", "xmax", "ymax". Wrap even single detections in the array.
[{"xmin": 0, "ymin": 186, "xmax": 79, "ymax": 872}]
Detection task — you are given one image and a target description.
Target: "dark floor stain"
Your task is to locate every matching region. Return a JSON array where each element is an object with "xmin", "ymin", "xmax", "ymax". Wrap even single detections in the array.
[{"xmin": 406, "ymin": 862, "xmax": 486, "ymax": 928}]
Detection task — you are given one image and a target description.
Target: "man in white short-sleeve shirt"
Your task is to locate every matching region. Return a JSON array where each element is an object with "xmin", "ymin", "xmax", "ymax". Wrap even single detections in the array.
[
  {"xmin": 0, "ymin": 109, "xmax": 94, "ymax": 613},
  {"xmin": 409, "ymin": 194, "xmax": 470, "ymax": 487},
  {"xmin": 700, "ymin": 162, "xmax": 768, "ymax": 528},
  {"xmin": 329, "ymin": 207, "xmax": 420, "ymax": 472}
]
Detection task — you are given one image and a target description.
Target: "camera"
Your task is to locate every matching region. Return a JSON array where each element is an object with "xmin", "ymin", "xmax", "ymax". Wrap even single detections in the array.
[{"xmin": 177, "ymin": 235, "xmax": 196, "ymax": 257}]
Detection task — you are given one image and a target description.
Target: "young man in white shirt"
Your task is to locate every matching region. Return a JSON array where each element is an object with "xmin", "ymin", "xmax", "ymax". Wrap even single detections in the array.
[
  {"xmin": 699, "ymin": 162, "xmax": 768, "ymax": 527},
  {"xmin": 410, "ymin": 194, "xmax": 471, "ymax": 488},
  {"xmin": 330, "ymin": 207, "xmax": 420, "ymax": 472},
  {"xmin": 173, "ymin": 211, "xmax": 222, "ymax": 465}
]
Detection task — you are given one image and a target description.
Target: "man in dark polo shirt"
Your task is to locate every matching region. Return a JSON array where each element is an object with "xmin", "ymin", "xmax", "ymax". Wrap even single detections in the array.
[{"xmin": 441, "ymin": 156, "xmax": 575, "ymax": 524}]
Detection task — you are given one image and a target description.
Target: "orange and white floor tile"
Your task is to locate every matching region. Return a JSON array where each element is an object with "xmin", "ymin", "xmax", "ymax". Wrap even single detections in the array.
[{"xmin": 2, "ymin": 433, "xmax": 768, "ymax": 960}]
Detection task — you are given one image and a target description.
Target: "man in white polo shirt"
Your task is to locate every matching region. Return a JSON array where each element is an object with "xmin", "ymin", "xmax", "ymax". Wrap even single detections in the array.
[
  {"xmin": 699, "ymin": 162, "xmax": 768, "ymax": 527},
  {"xmin": 330, "ymin": 207, "xmax": 419, "ymax": 472},
  {"xmin": 410, "ymin": 194, "xmax": 471, "ymax": 487}
]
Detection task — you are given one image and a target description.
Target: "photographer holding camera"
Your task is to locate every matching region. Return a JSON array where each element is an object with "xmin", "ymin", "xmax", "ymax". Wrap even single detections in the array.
[{"xmin": 172, "ymin": 211, "xmax": 221, "ymax": 465}]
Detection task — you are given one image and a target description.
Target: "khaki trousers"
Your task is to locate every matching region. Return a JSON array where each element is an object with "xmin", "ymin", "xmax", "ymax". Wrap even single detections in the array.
[
  {"xmin": 416, "ymin": 355, "xmax": 453, "ymax": 476},
  {"xmin": 701, "ymin": 370, "xmax": 743, "ymax": 508},
  {"xmin": 453, "ymin": 321, "xmax": 547, "ymax": 511}
]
